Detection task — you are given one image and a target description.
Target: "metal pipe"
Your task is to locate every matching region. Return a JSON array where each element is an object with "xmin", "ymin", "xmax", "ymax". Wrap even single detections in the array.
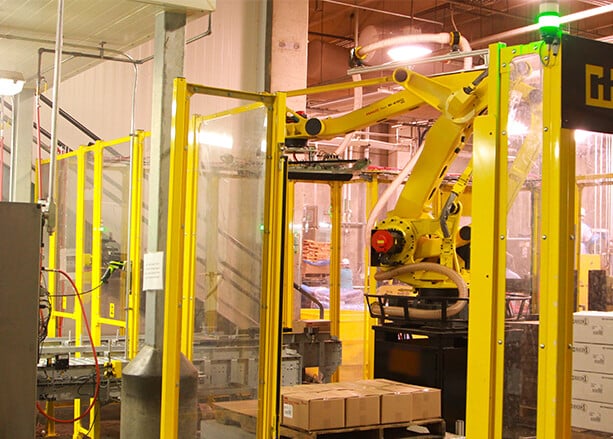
[
  {"xmin": 470, "ymin": 4, "xmax": 613, "ymax": 47},
  {"xmin": 7, "ymin": 11, "xmax": 214, "ymax": 82},
  {"xmin": 578, "ymin": 0, "xmax": 612, "ymax": 6},
  {"xmin": 186, "ymin": 12, "xmax": 213, "ymax": 44},
  {"xmin": 293, "ymin": 283, "xmax": 325, "ymax": 320},
  {"xmin": 322, "ymin": 0, "xmax": 444, "ymax": 26},
  {"xmin": 123, "ymin": 57, "xmax": 139, "ymax": 359},
  {"xmin": 443, "ymin": 0, "xmax": 533, "ymax": 23},
  {"xmin": 8, "ymin": 96, "xmax": 17, "ymax": 201},
  {"xmin": 45, "ymin": 0, "xmax": 65, "ymax": 233}
]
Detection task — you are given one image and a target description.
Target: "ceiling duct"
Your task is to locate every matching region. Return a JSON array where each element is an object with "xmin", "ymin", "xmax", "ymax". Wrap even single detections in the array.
[
  {"xmin": 356, "ymin": 25, "xmax": 473, "ymax": 70},
  {"xmin": 357, "ymin": 24, "xmax": 425, "ymax": 65}
]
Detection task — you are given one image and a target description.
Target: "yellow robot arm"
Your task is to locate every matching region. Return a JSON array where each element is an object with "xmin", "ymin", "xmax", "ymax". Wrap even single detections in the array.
[{"xmin": 286, "ymin": 68, "xmax": 488, "ymax": 293}]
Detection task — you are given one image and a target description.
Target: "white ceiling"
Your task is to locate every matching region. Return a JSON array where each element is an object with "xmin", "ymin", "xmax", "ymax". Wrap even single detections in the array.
[{"xmin": 0, "ymin": 0, "xmax": 214, "ymax": 89}]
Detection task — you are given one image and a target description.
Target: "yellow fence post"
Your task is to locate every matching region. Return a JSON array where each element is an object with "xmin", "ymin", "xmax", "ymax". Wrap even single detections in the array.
[
  {"xmin": 181, "ymin": 117, "xmax": 199, "ymax": 360},
  {"xmin": 256, "ymin": 91, "xmax": 286, "ymax": 439},
  {"xmin": 536, "ymin": 44, "xmax": 575, "ymax": 439},
  {"xmin": 363, "ymin": 175, "xmax": 378, "ymax": 379},
  {"xmin": 128, "ymin": 131, "xmax": 146, "ymax": 360},
  {"xmin": 329, "ymin": 181, "xmax": 342, "ymax": 382},
  {"xmin": 465, "ymin": 42, "xmax": 508, "ymax": 439},
  {"xmin": 91, "ymin": 143, "xmax": 103, "ymax": 344},
  {"xmin": 160, "ymin": 77, "xmax": 190, "ymax": 439},
  {"xmin": 282, "ymin": 180, "xmax": 296, "ymax": 329}
]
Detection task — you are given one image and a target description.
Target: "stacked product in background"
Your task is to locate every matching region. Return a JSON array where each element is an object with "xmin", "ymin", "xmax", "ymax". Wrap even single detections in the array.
[{"xmin": 572, "ymin": 311, "xmax": 613, "ymax": 433}]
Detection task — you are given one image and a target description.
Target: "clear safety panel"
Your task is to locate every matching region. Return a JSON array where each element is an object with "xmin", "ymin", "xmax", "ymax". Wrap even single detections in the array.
[
  {"xmin": 502, "ymin": 52, "xmax": 543, "ymax": 438},
  {"xmin": 42, "ymin": 155, "xmax": 82, "ymax": 338},
  {"xmin": 573, "ymin": 130, "xmax": 613, "ymax": 433},
  {"xmin": 292, "ymin": 178, "xmax": 371, "ymax": 383},
  {"xmin": 575, "ymin": 131, "xmax": 613, "ymax": 307},
  {"xmin": 99, "ymin": 142, "xmax": 131, "ymax": 331},
  {"xmin": 194, "ymin": 101, "xmax": 267, "ymax": 438}
]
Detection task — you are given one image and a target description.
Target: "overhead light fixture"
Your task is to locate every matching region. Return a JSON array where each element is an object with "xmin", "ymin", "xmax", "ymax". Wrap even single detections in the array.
[
  {"xmin": 537, "ymin": 2, "xmax": 561, "ymax": 45},
  {"xmin": 0, "ymin": 70, "xmax": 25, "ymax": 96},
  {"xmin": 387, "ymin": 45, "xmax": 432, "ymax": 62}
]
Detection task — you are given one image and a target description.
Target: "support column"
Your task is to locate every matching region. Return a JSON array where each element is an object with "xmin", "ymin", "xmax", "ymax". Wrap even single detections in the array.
[
  {"xmin": 269, "ymin": 0, "xmax": 308, "ymax": 107},
  {"xmin": 121, "ymin": 11, "xmax": 198, "ymax": 439},
  {"xmin": 10, "ymin": 88, "xmax": 34, "ymax": 202},
  {"xmin": 146, "ymin": 11, "xmax": 187, "ymax": 349}
]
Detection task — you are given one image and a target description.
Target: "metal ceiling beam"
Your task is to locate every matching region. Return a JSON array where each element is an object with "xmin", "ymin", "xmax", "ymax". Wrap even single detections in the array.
[
  {"xmin": 443, "ymin": 0, "xmax": 533, "ymax": 24},
  {"xmin": 321, "ymin": 0, "xmax": 444, "ymax": 26}
]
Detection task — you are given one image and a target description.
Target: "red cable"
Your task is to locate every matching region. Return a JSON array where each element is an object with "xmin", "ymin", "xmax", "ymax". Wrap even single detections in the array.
[{"xmin": 36, "ymin": 268, "xmax": 101, "ymax": 424}]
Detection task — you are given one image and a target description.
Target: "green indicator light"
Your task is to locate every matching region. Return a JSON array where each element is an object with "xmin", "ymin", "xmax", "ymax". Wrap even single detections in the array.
[
  {"xmin": 259, "ymin": 224, "xmax": 265, "ymax": 231},
  {"xmin": 537, "ymin": 2, "xmax": 561, "ymax": 44},
  {"xmin": 538, "ymin": 13, "xmax": 561, "ymax": 29}
]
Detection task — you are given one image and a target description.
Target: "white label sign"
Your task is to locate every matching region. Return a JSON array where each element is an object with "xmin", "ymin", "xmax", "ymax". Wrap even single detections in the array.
[
  {"xmin": 143, "ymin": 252, "xmax": 164, "ymax": 291},
  {"xmin": 283, "ymin": 403, "xmax": 293, "ymax": 419}
]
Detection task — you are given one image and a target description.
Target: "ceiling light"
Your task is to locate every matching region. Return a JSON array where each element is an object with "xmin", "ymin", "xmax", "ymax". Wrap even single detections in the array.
[
  {"xmin": 387, "ymin": 45, "xmax": 432, "ymax": 62},
  {"xmin": 0, "ymin": 70, "xmax": 25, "ymax": 96}
]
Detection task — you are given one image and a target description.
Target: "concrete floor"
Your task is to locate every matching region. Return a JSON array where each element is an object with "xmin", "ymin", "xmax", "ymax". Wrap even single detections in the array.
[
  {"xmin": 201, "ymin": 420, "xmax": 255, "ymax": 439},
  {"xmin": 34, "ymin": 403, "xmax": 613, "ymax": 438}
]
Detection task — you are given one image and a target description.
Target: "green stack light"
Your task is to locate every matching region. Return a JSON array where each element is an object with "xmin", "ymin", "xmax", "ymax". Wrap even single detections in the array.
[{"xmin": 538, "ymin": 1, "xmax": 561, "ymax": 44}]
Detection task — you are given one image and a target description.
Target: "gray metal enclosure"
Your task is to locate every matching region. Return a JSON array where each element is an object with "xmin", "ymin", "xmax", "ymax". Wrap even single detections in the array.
[{"xmin": 0, "ymin": 202, "xmax": 42, "ymax": 439}]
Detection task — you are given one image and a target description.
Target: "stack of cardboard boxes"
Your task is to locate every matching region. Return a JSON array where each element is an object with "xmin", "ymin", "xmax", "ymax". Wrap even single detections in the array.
[
  {"xmin": 572, "ymin": 311, "xmax": 613, "ymax": 433},
  {"xmin": 281, "ymin": 379, "xmax": 441, "ymax": 431}
]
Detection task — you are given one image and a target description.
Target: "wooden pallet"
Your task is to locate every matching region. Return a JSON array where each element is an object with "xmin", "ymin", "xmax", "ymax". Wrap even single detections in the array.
[
  {"xmin": 279, "ymin": 418, "xmax": 446, "ymax": 439},
  {"xmin": 212, "ymin": 400, "xmax": 258, "ymax": 434}
]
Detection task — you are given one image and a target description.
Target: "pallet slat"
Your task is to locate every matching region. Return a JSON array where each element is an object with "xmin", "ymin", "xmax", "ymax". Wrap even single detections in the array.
[
  {"xmin": 279, "ymin": 417, "xmax": 445, "ymax": 438},
  {"xmin": 212, "ymin": 400, "xmax": 258, "ymax": 434}
]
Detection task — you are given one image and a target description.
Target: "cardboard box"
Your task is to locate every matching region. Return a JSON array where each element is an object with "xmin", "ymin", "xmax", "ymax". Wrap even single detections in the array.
[
  {"xmin": 403, "ymin": 385, "xmax": 442, "ymax": 420},
  {"xmin": 572, "ymin": 371, "xmax": 613, "ymax": 403},
  {"xmin": 379, "ymin": 385, "xmax": 415, "ymax": 424},
  {"xmin": 293, "ymin": 319, "xmax": 331, "ymax": 334},
  {"xmin": 282, "ymin": 390, "xmax": 349, "ymax": 430},
  {"xmin": 572, "ymin": 399, "xmax": 613, "ymax": 433},
  {"xmin": 348, "ymin": 379, "xmax": 441, "ymax": 423},
  {"xmin": 379, "ymin": 384, "xmax": 442, "ymax": 423},
  {"xmin": 573, "ymin": 342, "xmax": 613, "ymax": 374},
  {"xmin": 341, "ymin": 385, "xmax": 381, "ymax": 427},
  {"xmin": 574, "ymin": 311, "xmax": 613, "ymax": 344}
]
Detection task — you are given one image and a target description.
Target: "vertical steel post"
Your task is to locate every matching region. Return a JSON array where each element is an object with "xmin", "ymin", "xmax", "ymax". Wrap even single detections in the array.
[{"xmin": 45, "ymin": 0, "xmax": 64, "ymax": 233}]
